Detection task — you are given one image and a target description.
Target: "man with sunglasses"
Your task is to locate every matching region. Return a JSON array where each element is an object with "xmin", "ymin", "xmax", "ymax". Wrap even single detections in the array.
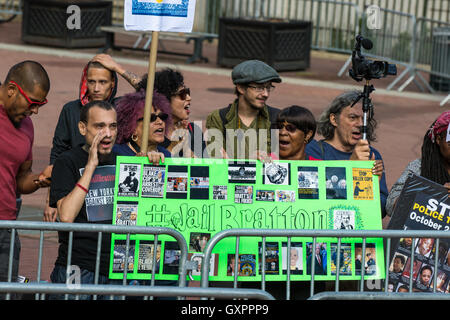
[
  {"xmin": 206, "ymin": 60, "xmax": 281, "ymax": 159},
  {"xmin": 0, "ymin": 60, "xmax": 50, "ymax": 297}
]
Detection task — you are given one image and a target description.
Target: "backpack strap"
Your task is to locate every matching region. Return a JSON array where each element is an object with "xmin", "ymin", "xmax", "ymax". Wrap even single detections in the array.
[{"xmin": 219, "ymin": 104, "xmax": 232, "ymax": 138}]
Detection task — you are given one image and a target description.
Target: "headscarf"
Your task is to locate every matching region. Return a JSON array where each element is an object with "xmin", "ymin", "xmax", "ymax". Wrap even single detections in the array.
[{"xmin": 428, "ymin": 111, "xmax": 450, "ymax": 143}]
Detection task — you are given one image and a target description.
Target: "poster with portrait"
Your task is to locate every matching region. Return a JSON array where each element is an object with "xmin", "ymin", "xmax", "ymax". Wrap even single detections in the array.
[
  {"xmin": 111, "ymin": 157, "xmax": 384, "ymax": 282},
  {"xmin": 141, "ymin": 164, "xmax": 165, "ymax": 198},
  {"xmin": 387, "ymin": 174, "xmax": 450, "ymax": 293},
  {"xmin": 118, "ymin": 163, "xmax": 141, "ymax": 197}
]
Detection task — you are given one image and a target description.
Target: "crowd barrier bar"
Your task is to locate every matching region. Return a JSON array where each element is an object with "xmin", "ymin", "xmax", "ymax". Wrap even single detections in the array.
[
  {"xmin": 0, "ymin": 220, "xmax": 189, "ymax": 300},
  {"xmin": 309, "ymin": 291, "xmax": 450, "ymax": 300},
  {"xmin": 0, "ymin": 282, "xmax": 274, "ymax": 300},
  {"xmin": 200, "ymin": 228, "xmax": 450, "ymax": 300}
]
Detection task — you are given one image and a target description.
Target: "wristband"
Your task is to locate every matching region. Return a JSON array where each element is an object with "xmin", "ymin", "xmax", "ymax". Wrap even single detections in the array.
[{"xmin": 76, "ymin": 183, "xmax": 88, "ymax": 193}]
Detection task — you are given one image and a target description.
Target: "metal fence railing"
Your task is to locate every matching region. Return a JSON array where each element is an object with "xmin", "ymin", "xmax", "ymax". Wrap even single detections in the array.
[
  {"xmin": 0, "ymin": 220, "xmax": 188, "ymax": 300},
  {"xmin": 0, "ymin": 220, "xmax": 274, "ymax": 300},
  {"xmin": 2, "ymin": 221, "xmax": 450, "ymax": 300},
  {"xmin": 200, "ymin": 229, "xmax": 450, "ymax": 300}
]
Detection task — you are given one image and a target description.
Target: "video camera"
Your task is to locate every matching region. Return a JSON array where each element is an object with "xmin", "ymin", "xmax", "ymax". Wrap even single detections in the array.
[{"xmin": 349, "ymin": 35, "xmax": 397, "ymax": 81}]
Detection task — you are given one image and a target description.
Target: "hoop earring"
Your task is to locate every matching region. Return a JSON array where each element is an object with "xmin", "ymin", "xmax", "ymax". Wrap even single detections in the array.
[{"xmin": 131, "ymin": 134, "xmax": 138, "ymax": 142}]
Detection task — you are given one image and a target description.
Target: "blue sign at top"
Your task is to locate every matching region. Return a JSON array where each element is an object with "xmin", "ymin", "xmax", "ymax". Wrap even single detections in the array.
[{"xmin": 132, "ymin": 0, "xmax": 189, "ymax": 17}]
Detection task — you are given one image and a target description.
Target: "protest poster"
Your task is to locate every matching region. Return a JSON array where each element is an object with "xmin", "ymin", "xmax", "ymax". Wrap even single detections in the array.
[
  {"xmin": 79, "ymin": 165, "xmax": 115, "ymax": 222},
  {"xmin": 124, "ymin": 0, "xmax": 197, "ymax": 32},
  {"xmin": 387, "ymin": 173, "xmax": 450, "ymax": 293},
  {"xmin": 109, "ymin": 157, "xmax": 385, "ymax": 282}
]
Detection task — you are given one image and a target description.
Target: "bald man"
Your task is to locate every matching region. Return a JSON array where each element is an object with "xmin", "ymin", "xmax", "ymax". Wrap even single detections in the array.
[{"xmin": 0, "ymin": 60, "xmax": 50, "ymax": 295}]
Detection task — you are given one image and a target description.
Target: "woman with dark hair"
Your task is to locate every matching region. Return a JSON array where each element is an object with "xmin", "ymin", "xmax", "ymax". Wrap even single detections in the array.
[
  {"xmin": 273, "ymin": 105, "xmax": 318, "ymax": 160},
  {"xmin": 112, "ymin": 89, "xmax": 172, "ymax": 162},
  {"xmin": 386, "ymin": 110, "xmax": 450, "ymax": 217},
  {"xmin": 137, "ymin": 69, "xmax": 206, "ymax": 158}
]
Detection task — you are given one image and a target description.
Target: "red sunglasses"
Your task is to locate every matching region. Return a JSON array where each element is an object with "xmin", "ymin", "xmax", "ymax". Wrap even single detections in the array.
[{"xmin": 9, "ymin": 80, "xmax": 48, "ymax": 109}]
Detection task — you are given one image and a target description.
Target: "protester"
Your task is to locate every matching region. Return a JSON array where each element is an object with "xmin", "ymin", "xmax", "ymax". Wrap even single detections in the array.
[
  {"xmin": 305, "ymin": 90, "xmax": 388, "ymax": 218},
  {"xmin": 49, "ymin": 100, "xmax": 118, "ymax": 300},
  {"xmin": 113, "ymin": 89, "xmax": 171, "ymax": 160},
  {"xmin": 272, "ymin": 105, "xmax": 318, "ymax": 161},
  {"xmin": 205, "ymin": 59, "xmax": 281, "ymax": 159},
  {"xmin": 386, "ymin": 110, "xmax": 450, "ymax": 217},
  {"xmin": 43, "ymin": 55, "xmax": 140, "ymax": 222},
  {"xmin": 137, "ymin": 68, "xmax": 205, "ymax": 158},
  {"xmin": 112, "ymin": 89, "xmax": 180, "ymax": 294},
  {"xmin": 0, "ymin": 61, "xmax": 51, "ymax": 298}
]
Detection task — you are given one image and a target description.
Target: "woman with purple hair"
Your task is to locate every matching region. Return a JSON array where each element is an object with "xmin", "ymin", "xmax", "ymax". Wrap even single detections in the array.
[
  {"xmin": 137, "ymin": 68, "xmax": 206, "ymax": 158},
  {"xmin": 112, "ymin": 89, "xmax": 172, "ymax": 162}
]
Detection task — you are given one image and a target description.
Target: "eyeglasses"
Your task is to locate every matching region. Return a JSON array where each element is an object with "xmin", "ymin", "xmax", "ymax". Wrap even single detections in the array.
[
  {"xmin": 174, "ymin": 87, "xmax": 190, "ymax": 100},
  {"xmin": 9, "ymin": 80, "xmax": 48, "ymax": 109},
  {"xmin": 137, "ymin": 112, "xmax": 169, "ymax": 123},
  {"xmin": 247, "ymin": 84, "xmax": 275, "ymax": 93},
  {"xmin": 273, "ymin": 122, "xmax": 298, "ymax": 133}
]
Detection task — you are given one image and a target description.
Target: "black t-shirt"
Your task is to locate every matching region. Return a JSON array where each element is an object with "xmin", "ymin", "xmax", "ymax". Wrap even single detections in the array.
[{"xmin": 50, "ymin": 146, "xmax": 117, "ymax": 276}]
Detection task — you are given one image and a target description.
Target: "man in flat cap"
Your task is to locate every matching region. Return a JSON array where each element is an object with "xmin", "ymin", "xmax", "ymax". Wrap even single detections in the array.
[{"xmin": 206, "ymin": 60, "xmax": 282, "ymax": 159}]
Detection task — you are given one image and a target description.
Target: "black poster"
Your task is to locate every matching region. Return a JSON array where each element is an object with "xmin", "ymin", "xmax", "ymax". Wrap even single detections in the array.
[{"xmin": 387, "ymin": 173, "xmax": 450, "ymax": 293}]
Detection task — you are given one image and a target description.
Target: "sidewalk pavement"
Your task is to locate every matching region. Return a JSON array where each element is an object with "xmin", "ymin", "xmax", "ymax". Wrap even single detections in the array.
[{"xmin": 0, "ymin": 20, "xmax": 447, "ymax": 282}]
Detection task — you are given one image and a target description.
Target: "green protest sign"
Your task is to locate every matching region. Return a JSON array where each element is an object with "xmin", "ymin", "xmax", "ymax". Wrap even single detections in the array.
[{"xmin": 109, "ymin": 157, "xmax": 385, "ymax": 282}]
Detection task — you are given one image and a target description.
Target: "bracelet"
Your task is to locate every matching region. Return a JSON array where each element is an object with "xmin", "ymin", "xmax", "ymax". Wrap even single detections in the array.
[{"xmin": 76, "ymin": 183, "xmax": 88, "ymax": 193}]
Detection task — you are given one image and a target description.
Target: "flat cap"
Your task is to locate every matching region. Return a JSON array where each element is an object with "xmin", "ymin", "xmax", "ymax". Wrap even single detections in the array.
[{"xmin": 232, "ymin": 60, "xmax": 282, "ymax": 84}]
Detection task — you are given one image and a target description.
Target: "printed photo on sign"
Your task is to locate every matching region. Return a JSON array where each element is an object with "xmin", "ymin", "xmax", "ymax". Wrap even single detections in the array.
[
  {"xmin": 276, "ymin": 190, "xmax": 295, "ymax": 202},
  {"xmin": 228, "ymin": 161, "xmax": 256, "ymax": 184},
  {"xmin": 431, "ymin": 271, "xmax": 448, "ymax": 292},
  {"xmin": 414, "ymin": 238, "xmax": 435, "ymax": 259},
  {"xmin": 189, "ymin": 253, "xmax": 218, "ymax": 276},
  {"xmin": 190, "ymin": 166, "xmax": 209, "ymax": 200},
  {"xmin": 298, "ymin": 166, "xmax": 319, "ymax": 199},
  {"xmin": 282, "ymin": 242, "xmax": 303, "ymax": 275},
  {"xmin": 333, "ymin": 209, "xmax": 355, "ymax": 230},
  {"xmin": 330, "ymin": 243, "xmax": 352, "ymax": 275},
  {"xmin": 352, "ymin": 168, "xmax": 373, "ymax": 200},
  {"xmin": 80, "ymin": 165, "xmax": 115, "ymax": 222},
  {"xmin": 115, "ymin": 201, "xmax": 138, "ymax": 226},
  {"xmin": 306, "ymin": 242, "xmax": 327, "ymax": 275},
  {"xmin": 355, "ymin": 243, "xmax": 377, "ymax": 275},
  {"xmin": 189, "ymin": 232, "xmax": 210, "ymax": 252},
  {"xmin": 212, "ymin": 185, "xmax": 227, "ymax": 200},
  {"xmin": 263, "ymin": 162, "xmax": 290, "ymax": 185},
  {"xmin": 258, "ymin": 242, "xmax": 279, "ymax": 275},
  {"xmin": 166, "ymin": 165, "xmax": 188, "ymax": 199},
  {"xmin": 402, "ymin": 257, "xmax": 421, "ymax": 281},
  {"xmin": 389, "ymin": 252, "xmax": 407, "ymax": 276},
  {"xmin": 326, "ymin": 167, "xmax": 347, "ymax": 199},
  {"xmin": 227, "ymin": 254, "xmax": 256, "ymax": 277},
  {"xmin": 163, "ymin": 242, "xmax": 181, "ymax": 274},
  {"xmin": 141, "ymin": 165, "xmax": 165, "ymax": 198},
  {"xmin": 113, "ymin": 240, "xmax": 135, "ymax": 273},
  {"xmin": 118, "ymin": 163, "xmax": 141, "ymax": 197},
  {"xmin": 137, "ymin": 240, "xmax": 161, "ymax": 274},
  {"xmin": 255, "ymin": 190, "xmax": 275, "ymax": 202},
  {"xmin": 234, "ymin": 185, "xmax": 253, "ymax": 204}
]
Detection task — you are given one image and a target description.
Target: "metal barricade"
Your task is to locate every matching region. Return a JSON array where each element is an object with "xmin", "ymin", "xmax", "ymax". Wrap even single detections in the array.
[
  {"xmin": 0, "ymin": 220, "xmax": 188, "ymax": 300},
  {"xmin": 415, "ymin": 19, "xmax": 450, "ymax": 95},
  {"xmin": 200, "ymin": 229, "xmax": 450, "ymax": 300},
  {"xmin": 0, "ymin": 220, "xmax": 274, "ymax": 300},
  {"xmin": 206, "ymin": 0, "xmax": 361, "ymax": 55}
]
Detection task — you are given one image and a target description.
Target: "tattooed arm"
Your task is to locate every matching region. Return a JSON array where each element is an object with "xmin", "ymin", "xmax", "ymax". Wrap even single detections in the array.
[{"xmin": 91, "ymin": 54, "xmax": 142, "ymax": 90}]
